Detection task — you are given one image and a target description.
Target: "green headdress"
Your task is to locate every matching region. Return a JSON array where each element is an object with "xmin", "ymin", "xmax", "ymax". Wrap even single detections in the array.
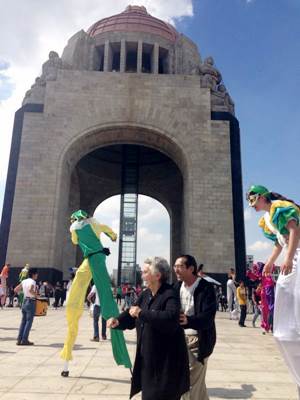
[
  {"xmin": 246, "ymin": 185, "xmax": 271, "ymax": 207},
  {"xmin": 70, "ymin": 210, "xmax": 88, "ymax": 222}
]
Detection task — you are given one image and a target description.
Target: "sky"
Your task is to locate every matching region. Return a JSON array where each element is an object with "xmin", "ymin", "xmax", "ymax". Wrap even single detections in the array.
[{"xmin": 0, "ymin": 0, "xmax": 299, "ymax": 271}]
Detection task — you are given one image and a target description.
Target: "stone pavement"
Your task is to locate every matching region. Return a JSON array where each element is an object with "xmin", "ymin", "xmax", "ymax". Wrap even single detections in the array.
[{"xmin": 0, "ymin": 307, "xmax": 298, "ymax": 400}]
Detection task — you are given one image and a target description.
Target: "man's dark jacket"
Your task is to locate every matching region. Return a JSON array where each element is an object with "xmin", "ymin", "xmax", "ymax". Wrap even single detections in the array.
[
  {"xmin": 116, "ymin": 283, "xmax": 190, "ymax": 400},
  {"xmin": 174, "ymin": 278, "xmax": 217, "ymax": 363}
]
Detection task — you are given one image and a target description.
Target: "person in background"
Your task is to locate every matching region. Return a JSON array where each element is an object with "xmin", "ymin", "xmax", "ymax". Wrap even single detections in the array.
[
  {"xmin": 123, "ymin": 285, "xmax": 132, "ymax": 310},
  {"xmin": 87, "ymin": 284, "xmax": 107, "ymax": 341},
  {"xmin": 252, "ymin": 282, "xmax": 262, "ymax": 328},
  {"xmin": 136, "ymin": 284, "xmax": 142, "ymax": 296},
  {"xmin": 60, "ymin": 282, "xmax": 68, "ymax": 306},
  {"xmin": 0, "ymin": 284, "xmax": 5, "ymax": 309},
  {"xmin": 53, "ymin": 282, "xmax": 63, "ymax": 308},
  {"xmin": 8, "ymin": 286, "xmax": 15, "ymax": 307},
  {"xmin": 227, "ymin": 268, "xmax": 238, "ymax": 320},
  {"xmin": 0, "ymin": 263, "xmax": 10, "ymax": 306},
  {"xmin": 116, "ymin": 286, "xmax": 122, "ymax": 305},
  {"xmin": 237, "ymin": 281, "xmax": 247, "ymax": 327},
  {"xmin": 14, "ymin": 268, "xmax": 38, "ymax": 345},
  {"xmin": 18, "ymin": 263, "xmax": 30, "ymax": 306}
]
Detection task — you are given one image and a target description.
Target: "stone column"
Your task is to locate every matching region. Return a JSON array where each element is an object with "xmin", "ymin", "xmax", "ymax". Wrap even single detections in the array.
[
  {"xmin": 104, "ymin": 40, "xmax": 111, "ymax": 72},
  {"xmin": 120, "ymin": 39, "xmax": 126, "ymax": 73},
  {"xmin": 152, "ymin": 43, "xmax": 159, "ymax": 74},
  {"xmin": 137, "ymin": 40, "xmax": 143, "ymax": 73}
]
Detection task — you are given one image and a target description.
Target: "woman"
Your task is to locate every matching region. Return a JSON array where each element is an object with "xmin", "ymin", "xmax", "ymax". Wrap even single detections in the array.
[
  {"xmin": 247, "ymin": 185, "xmax": 300, "ymax": 393},
  {"xmin": 252, "ymin": 282, "xmax": 262, "ymax": 328},
  {"xmin": 107, "ymin": 257, "xmax": 189, "ymax": 400}
]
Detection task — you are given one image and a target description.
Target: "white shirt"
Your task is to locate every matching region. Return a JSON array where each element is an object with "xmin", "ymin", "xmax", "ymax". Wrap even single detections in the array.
[
  {"xmin": 22, "ymin": 278, "xmax": 36, "ymax": 298},
  {"xmin": 227, "ymin": 279, "xmax": 236, "ymax": 294},
  {"xmin": 90, "ymin": 285, "xmax": 100, "ymax": 306},
  {"xmin": 180, "ymin": 278, "xmax": 201, "ymax": 335}
]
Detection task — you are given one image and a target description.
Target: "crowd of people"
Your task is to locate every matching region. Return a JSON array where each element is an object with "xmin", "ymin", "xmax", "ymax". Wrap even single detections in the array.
[
  {"xmin": 0, "ymin": 275, "xmax": 70, "ymax": 309},
  {"xmin": 224, "ymin": 265, "xmax": 275, "ymax": 333}
]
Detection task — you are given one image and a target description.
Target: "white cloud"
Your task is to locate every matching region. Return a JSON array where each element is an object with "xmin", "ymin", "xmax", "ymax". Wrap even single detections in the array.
[
  {"xmin": 244, "ymin": 208, "xmax": 252, "ymax": 222},
  {"xmin": 0, "ymin": 0, "xmax": 193, "ymax": 216},
  {"xmin": 93, "ymin": 195, "xmax": 170, "ymax": 274},
  {"xmin": 248, "ymin": 240, "xmax": 272, "ymax": 252}
]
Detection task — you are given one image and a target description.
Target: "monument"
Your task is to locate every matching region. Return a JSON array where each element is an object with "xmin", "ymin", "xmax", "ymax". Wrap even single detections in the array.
[{"xmin": 0, "ymin": 5, "xmax": 245, "ymax": 283}]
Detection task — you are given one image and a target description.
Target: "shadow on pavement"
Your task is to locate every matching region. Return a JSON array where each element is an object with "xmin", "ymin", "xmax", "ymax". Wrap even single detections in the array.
[
  {"xmin": 34, "ymin": 343, "xmax": 95, "ymax": 350},
  {"xmin": 0, "ymin": 327, "xmax": 19, "ymax": 331},
  {"xmin": 74, "ymin": 376, "xmax": 131, "ymax": 384},
  {"xmin": 0, "ymin": 350, "xmax": 16, "ymax": 354},
  {"xmin": 208, "ymin": 384, "xmax": 256, "ymax": 399}
]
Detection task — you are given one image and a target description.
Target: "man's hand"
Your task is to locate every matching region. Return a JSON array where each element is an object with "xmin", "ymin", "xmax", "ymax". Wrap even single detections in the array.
[
  {"xmin": 129, "ymin": 306, "xmax": 141, "ymax": 318},
  {"xmin": 107, "ymin": 318, "xmax": 119, "ymax": 328},
  {"xmin": 179, "ymin": 312, "xmax": 188, "ymax": 326}
]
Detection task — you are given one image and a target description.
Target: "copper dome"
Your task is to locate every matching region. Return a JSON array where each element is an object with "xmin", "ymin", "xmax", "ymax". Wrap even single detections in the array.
[{"xmin": 87, "ymin": 5, "xmax": 178, "ymax": 43}]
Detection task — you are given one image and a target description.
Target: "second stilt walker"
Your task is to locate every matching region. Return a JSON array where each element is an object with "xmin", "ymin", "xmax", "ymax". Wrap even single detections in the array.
[
  {"xmin": 60, "ymin": 210, "xmax": 132, "ymax": 376},
  {"xmin": 247, "ymin": 185, "xmax": 300, "ymax": 397}
]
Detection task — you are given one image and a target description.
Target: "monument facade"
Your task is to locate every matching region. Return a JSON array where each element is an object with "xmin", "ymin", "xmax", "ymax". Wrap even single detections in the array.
[{"xmin": 0, "ymin": 5, "xmax": 245, "ymax": 282}]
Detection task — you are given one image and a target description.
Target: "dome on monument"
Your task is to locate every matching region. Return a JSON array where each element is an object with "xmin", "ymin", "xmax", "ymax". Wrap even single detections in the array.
[{"xmin": 87, "ymin": 5, "xmax": 178, "ymax": 43}]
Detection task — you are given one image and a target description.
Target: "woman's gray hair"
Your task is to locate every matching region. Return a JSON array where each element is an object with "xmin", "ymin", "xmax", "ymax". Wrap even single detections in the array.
[{"xmin": 144, "ymin": 257, "xmax": 170, "ymax": 283}]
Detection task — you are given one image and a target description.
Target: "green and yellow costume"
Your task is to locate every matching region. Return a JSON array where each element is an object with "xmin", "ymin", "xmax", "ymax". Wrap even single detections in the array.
[
  {"xmin": 60, "ymin": 211, "xmax": 131, "ymax": 369},
  {"xmin": 247, "ymin": 185, "xmax": 300, "ymax": 387},
  {"xmin": 259, "ymin": 200, "xmax": 300, "ymax": 246},
  {"xmin": 18, "ymin": 264, "xmax": 30, "ymax": 305}
]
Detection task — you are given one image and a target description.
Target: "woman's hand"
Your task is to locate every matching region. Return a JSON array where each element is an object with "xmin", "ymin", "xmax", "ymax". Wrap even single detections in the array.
[
  {"xmin": 262, "ymin": 262, "xmax": 273, "ymax": 276},
  {"xmin": 107, "ymin": 318, "xmax": 119, "ymax": 328},
  {"xmin": 129, "ymin": 306, "xmax": 141, "ymax": 318},
  {"xmin": 281, "ymin": 257, "xmax": 293, "ymax": 275}
]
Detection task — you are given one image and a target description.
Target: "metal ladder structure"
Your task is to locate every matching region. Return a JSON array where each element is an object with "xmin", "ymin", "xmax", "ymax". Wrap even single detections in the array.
[{"xmin": 117, "ymin": 145, "xmax": 140, "ymax": 286}]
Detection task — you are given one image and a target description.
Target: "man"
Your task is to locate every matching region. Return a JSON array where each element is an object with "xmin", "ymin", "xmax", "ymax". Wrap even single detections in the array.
[
  {"xmin": 227, "ymin": 268, "xmax": 238, "ymax": 319},
  {"xmin": 174, "ymin": 255, "xmax": 216, "ymax": 400},
  {"xmin": 87, "ymin": 284, "xmax": 107, "ymax": 341},
  {"xmin": 14, "ymin": 268, "xmax": 38, "ymax": 345}
]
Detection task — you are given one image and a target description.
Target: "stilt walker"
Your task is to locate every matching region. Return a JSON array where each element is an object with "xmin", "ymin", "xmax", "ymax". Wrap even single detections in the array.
[
  {"xmin": 247, "ymin": 185, "xmax": 300, "ymax": 397},
  {"xmin": 60, "ymin": 210, "xmax": 131, "ymax": 376},
  {"xmin": 18, "ymin": 264, "xmax": 30, "ymax": 306}
]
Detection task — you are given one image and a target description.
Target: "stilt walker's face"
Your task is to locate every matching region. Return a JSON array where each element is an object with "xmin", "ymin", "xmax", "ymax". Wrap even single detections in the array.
[{"xmin": 247, "ymin": 194, "xmax": 267, "ymax": 212}]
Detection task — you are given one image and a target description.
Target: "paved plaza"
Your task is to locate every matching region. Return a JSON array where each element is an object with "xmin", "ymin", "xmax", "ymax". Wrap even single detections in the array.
[{"xmin": 0, "ymin": 307, "xmax": 298, "ymax": 400}]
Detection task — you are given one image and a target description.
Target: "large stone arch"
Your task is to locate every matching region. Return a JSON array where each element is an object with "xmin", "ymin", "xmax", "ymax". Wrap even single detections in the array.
[{"xmin": 55, "ymin": 124, "xmax": 188, "ymax": 277}]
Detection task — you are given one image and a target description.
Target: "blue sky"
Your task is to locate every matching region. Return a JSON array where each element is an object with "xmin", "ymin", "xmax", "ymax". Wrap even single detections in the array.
[
  {"xmin": 175, "ymin": 0, "xmax": 300, "ymax": 260},
  {"xmin": 0, "ymin": 0, "xmax": 299, "ymax": 267}
]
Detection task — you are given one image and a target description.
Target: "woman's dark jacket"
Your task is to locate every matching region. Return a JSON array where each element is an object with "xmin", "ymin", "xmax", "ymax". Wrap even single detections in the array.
[
  {"xmin": 116, "ymin": 283, "xmax": 190, "ymax": 400},
  {"xmin": 174, "ymin": 279, "xmax": 217, "ymax": 363}
]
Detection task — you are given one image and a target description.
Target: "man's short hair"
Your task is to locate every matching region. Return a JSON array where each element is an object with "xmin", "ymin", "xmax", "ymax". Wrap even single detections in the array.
[
  {"xmin": 28, "ymin": 268, "xmax": 38, "ymax": 278},
  {"xmin": 179, "ymin": 255, "xmax": 198, "ymax": 276}
]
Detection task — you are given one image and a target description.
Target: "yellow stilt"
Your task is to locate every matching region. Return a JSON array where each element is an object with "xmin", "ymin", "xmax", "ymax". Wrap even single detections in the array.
[{"xmin": 60, "ymin": 259, "xmax": 92, "ymax": 361}]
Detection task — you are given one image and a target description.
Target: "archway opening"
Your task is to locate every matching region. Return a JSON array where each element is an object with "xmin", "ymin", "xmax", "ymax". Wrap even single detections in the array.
[
  {"xmin": 94, "ymin": 195, "xmax": 170, "ymax": 284},
  {"xmin": 62, "ymin": 143, "xmax": 184, "ymax": 279}
]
